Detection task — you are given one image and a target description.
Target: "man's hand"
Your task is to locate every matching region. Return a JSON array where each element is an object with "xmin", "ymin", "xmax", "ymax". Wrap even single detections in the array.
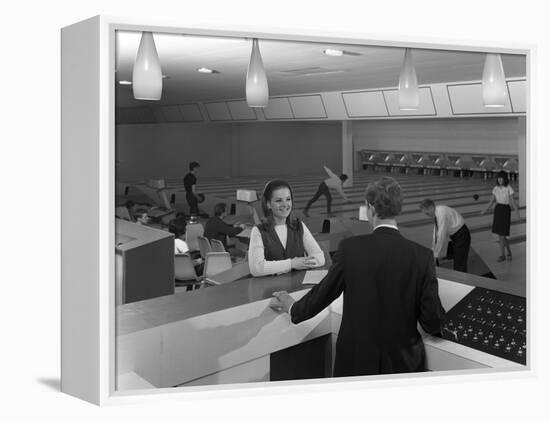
[{"xmin": 270, "ymin": 291, "xmax": 295, "ymax": 314}]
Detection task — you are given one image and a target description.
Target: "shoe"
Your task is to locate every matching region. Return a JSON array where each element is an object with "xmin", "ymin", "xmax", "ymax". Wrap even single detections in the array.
[
  {"xmin": 497, "ymin": 255, "xmax": 506, "ymax": 262},
  {"xmin": 506, "ymin": 253, "xmax": 513, "ymax": 261}
]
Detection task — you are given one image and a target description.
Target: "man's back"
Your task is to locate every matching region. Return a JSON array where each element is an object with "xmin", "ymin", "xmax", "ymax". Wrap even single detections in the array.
[
  {"xmin": 291, "ymin": 227, "xmax": 445, "ymax": 377},
  {"xmin": 337, "ymin": 228, "xmax": 444, "ymax": 375}
]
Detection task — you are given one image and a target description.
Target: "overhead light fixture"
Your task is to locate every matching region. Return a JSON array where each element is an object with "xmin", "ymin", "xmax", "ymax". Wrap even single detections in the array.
[
  {"xmin": 119, "ymin": 80, "xmax": 132, "ymax": 85},
  {"xmin": 482, "ymin": 53, "xmax": 506, "ymax": 108},
  {"xmin": 246, "ymin": 38, "xmax": 269, "ymax": 108},
  {"xmin": 398, "ymin": 48, "xmax": 420, "ymax": 110},
  {"xmin": 323, "ymin": 48, "xmax": 344, "ymax": 57},
  {"xmin": 132, "ymin": 32, "xmax": 162, "ymax": 101},
  {"xmin": 197, "ymin": 67, "xmax": 218, "ymax": 74}
]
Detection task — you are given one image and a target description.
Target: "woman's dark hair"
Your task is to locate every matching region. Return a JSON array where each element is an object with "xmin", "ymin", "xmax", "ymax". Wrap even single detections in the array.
[
  {"xmin": 214, "ymin": 203, "xmax": 227, "ymax": 217},
  {"xmin": 168, "ymin": 217, "xmax": 187, "ymax": 238},
  {"xmin": 189, "ymin": 161, "xmax": 200, "ymax": 171},
  {"xmin": 365, "ymin": 177, "xmax": 403, "ymax": 219},
  {"xmin": 260, "ymin": 179, "xmax": 300, "ymax": 230},
  {"xmin": 496, "ymin": 171, "xmax": 509, "ymax": 187}
]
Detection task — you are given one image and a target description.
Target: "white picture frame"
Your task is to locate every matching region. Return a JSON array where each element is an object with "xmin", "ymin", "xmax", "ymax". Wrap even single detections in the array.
[{"xmin": 61, "ymin": 15, "xmax": 533, "ymax": 405}]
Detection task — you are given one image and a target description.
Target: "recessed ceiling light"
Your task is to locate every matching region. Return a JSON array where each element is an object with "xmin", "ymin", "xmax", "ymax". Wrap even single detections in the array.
[
  {"xmin": 197, "ymin": 67, "xmax": 218, "ymax": 74},
  {"xmin": 119, "ymin": 80, "xmax": 132, "ymax": 85},
  {"xmin": 323, "ymin": 48, "xmax": 344, "ymax": 57}
]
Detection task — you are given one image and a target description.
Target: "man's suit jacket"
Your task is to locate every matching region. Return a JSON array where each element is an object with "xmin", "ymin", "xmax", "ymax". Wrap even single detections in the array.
[{"xmin": 290, "ymin": 227, "xmax": 445, "ymax": 377}]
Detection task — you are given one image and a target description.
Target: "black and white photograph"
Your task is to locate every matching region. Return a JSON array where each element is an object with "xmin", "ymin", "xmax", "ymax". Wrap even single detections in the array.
[
  {"xmin": 111, "ymin": 28, "xmax": 528, "ymax": 390},
  {"xmin": 7, "ymin": 1, "xmax": 548, "ymax": 419}
]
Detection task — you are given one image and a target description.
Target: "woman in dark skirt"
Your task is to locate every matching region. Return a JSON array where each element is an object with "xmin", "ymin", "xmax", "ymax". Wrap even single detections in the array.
[{"xmin": 481, "ymin": 171, "xmax": 521, "ymax": 261}]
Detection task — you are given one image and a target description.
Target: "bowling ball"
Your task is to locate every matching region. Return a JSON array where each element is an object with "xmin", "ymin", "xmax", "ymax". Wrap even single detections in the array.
[
  {"xmin": 473, "ymin": 194, "xmax": 479, "ymax": 201},
  {"xmin": 197, "ymin": 193, "xmax": 205, "ymax": 203}
]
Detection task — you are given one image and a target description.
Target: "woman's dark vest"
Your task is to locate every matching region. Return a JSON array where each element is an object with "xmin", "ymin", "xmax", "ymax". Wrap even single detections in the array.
[{"xmin": 257, "ymin": 220, "xmax": 305, "ymax": 261}]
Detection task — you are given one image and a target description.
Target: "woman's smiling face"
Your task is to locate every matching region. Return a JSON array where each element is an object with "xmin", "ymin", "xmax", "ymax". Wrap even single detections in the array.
[{"xmin": 267, "ymin": 187, "xmax": 292, "ymax": 222}]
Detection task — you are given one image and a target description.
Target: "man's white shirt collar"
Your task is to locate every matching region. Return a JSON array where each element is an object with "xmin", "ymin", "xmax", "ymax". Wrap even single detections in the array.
[{"xmin": 374, "ymin": 224, "xmax": 398, "ymax": 231}]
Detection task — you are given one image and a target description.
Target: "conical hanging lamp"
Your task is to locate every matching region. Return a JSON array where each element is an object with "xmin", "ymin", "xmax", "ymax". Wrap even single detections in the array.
[
  {"xmin": 398, "ymin": 48, "xmax": 420, "ymax": 110},
  {"xmin": 132, "ymin": 32, "xmax": 162, "ymax": 100},
  {"xmin": 246, "ymin": 39, "xmax": 269, "ymax": 107},
  {"xmin": 482, "ymin": 53, "xmax": 506, "ymax": 108}
]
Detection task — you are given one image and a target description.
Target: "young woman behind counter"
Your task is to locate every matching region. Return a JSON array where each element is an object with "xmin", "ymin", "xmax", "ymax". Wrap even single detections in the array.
[{"xmin": 248, "ymin": 180, "xmax": 325, "ymax": 277}]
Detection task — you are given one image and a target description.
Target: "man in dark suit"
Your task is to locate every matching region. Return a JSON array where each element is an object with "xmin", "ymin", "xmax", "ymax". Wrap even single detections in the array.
[{"xmin": 271, "ymin": 177, "xmax": 445, "ymax": 377}]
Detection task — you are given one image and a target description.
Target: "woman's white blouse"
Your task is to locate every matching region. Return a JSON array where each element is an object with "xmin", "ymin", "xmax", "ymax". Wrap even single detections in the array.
[
  {"xmin": 492, "ymin": 185, "xmax": 514, "ymax": 205},
  {"xmin": 248, "ymin": 222, "xmax": 325, "ymax": 277},
  {"xmin": 174, "ymin": 238, "xmax": 189, "ymax": 255}
]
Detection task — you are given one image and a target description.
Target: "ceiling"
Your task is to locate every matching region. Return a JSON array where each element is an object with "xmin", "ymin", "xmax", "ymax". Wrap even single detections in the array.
[{"xmin": 115, "ymin": 31, "xmax": 526, "ymax": 108}]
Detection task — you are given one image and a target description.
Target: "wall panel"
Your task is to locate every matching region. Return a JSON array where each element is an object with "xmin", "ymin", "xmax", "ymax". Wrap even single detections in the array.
[
  {"xmin": 353, "ymin": 117, "xmax": 519, "ymax": 155},
  {"xmin": 116, "ymin": 121, "xmax": 342, "ymax": 181}
]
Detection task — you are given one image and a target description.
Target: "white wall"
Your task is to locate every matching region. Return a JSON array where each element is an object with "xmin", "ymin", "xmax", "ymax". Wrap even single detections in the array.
[{"xmin": 353, "ymin": 117, "xmax": 520, "ymax": 155}]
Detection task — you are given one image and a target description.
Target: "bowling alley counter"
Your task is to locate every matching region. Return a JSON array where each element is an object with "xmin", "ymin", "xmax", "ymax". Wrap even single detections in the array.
[{"xmin": 116, "ymin": 266, "xmax": 527, "ymax": 392}]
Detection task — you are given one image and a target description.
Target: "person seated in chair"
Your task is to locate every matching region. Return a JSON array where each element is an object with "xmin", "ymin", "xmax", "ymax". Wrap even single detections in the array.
[
  {"xmin": 204, "ymin": 203, "xmax": 246, "ymax": 257},
  {"xmin": 168, "ymin": 217, "xmax": 189, "ymax": 255}
]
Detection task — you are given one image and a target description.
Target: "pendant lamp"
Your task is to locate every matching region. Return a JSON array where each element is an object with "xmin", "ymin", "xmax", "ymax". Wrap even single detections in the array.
[
  {"xmin": 482, "ymin": 53, "xmax": 506, "ymax": 108},
  {"xmin": 246, "ymin": 39, "xmax": 269, "ymax": 107},
  {"xmin": 132, "ymin": 32, "xmax": 162, "ymax": 101},
  {"xmin": 398, "ymin": 48, "xmax": 420, "ymax": 110}
]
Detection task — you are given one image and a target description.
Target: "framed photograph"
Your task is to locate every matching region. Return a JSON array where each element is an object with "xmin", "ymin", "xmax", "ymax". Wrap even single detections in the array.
[{"xmin": 61, "ymin": 15, "xmax": 531, "ymax": 405}]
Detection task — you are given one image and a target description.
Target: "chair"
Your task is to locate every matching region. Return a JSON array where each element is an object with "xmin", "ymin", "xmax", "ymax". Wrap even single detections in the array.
[
  {"xmin": 210, "ymin": 238, "xmax": 226, "ymax": 252},
  {"xmin": 197, "ymin": 236, "xmax": 212, "ymax": 258},
  {"xmin": 174, "ymin": 254, "xmax": 202, "ymax": 291},
  {"xmin": 185, "ymin": 222, "xmax": 204, "ymax": 252},
  {"xmin": 203, "ymin": 252, "xmax": 233, "ymax": 279}
]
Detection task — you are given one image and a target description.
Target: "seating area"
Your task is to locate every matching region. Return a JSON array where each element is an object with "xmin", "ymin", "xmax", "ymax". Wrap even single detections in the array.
[
  {"xmin": 175, "ymin": 235, "xmax": 234, "ymax": 291},
  {"xmin": 358, "ymin": 150, "xmax": 519, "ymax": 181}
]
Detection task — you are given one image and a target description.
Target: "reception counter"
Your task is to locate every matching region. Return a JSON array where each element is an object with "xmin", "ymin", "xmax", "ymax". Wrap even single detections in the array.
[{"xmin": 116, "ymin": 267, "xmax": 526, "ymax": 391}]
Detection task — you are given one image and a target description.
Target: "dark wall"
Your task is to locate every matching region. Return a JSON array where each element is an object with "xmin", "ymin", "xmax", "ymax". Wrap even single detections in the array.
[
  {"xmin": 231, "ymin": 122, "xmax": 342, "ymax": 176},
  {"xmin": 116, "ymin": 121, "xmax": 342, "ymax": 181}
]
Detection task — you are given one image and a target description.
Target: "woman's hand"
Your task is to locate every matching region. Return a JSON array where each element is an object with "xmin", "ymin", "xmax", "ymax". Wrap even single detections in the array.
[{"xmin": 291, "ymin": 256, "xmax": 318, "ymax": 270}]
